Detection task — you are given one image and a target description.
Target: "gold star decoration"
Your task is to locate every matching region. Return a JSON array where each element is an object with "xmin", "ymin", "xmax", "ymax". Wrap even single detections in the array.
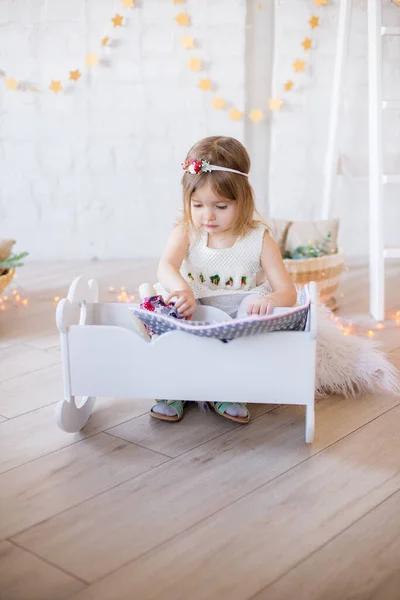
[
  {"xmin": 188, "ymin": 58, "xmax": 202, "ymax": 72},
  {"xmin": 86, "ymin": 53, "xmax": 100, "ymax": 67},
  {"xmin": 284, "ymin": 80, "xmax": 294, "ymax": 91},
  {"xmin": 175, "ymin": 12, "xmax": 189, "ymax": 26},
  {"xmin": 293, "ymin": 58, "xmax": 305, "ymax": 72},
  {"xmin": 198, "ymin": 78, "xmax": 211, "ymax": 91},
  {"xmin": 229, "ymin": 108, "xmax": 243, "ymax": 121},
  {"xmin": 5, "ymin": 77, "xmax": 18, "ymax": 90},
  {"xmin": 249, "ymin": 109, "xmax": 264, "ymax": 123},
  {"xmin": 121, "ymin": 0, "xmax": 135, "ymax": 6},
  {"xmin": 212, "ymin": 97, "xmax": 225, "ymax": 110},
  {"xmin": 111, "ymin": 13, "xmax": 124, "ymax": 27},
  {"xmin": 313, "ymin": 0, "xmax": 327, "ymax": 6},
  {"xmin": 49, "ymin": 80, "xmax": 62, "ymax": 94},
  {"xmin": 181, "ymin": 35, "xmax": 195, "ymax": 49},
  {"xmin": 309, "ymin": 15, "xmax": 320, "ymax": 28},
  {"xmin": 69, "ymin": 69, "xmax": 81, "ymax": 81},
  {"xmin": 101, "ymin": 36, "xmax": 110, "ymax": 47},
  {"xmin": 302, "ymin": 37, "xmax": 312, "ymax": 51},
  {"xmin": 268, "ymin": 98, "xmax": 284, "ymax": 111}
]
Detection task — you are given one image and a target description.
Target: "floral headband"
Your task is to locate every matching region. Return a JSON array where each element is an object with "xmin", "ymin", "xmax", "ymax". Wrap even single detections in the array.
[{"xmin": 182, "ymin": 158, "xmax": 249, "ymax": 177}]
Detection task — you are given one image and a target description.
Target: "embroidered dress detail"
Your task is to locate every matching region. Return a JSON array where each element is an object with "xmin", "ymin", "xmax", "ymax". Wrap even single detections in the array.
[
  {"xmin": 154, "ymin": 223, "xmax": 272, "ymax": 300},
  {"xmin": 210, "ymin": 274, "xmax": 220, "ymax": 288}
]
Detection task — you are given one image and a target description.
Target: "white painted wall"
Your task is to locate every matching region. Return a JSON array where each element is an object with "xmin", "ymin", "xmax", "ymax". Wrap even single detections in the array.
[{"xmin": 0, "ymin": 0, "xmax": 399, "ymax": 259}]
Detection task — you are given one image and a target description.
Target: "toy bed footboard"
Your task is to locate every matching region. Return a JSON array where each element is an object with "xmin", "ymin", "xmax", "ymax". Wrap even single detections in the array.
[{"xmin": 56, "ymin": 277, "xmax": 317, "ymax": 442}]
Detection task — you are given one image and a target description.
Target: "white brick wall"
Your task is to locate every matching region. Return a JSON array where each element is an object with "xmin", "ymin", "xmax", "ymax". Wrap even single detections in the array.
[{"xmin": 0, "ymin": 0, "xmax": 399, "ymax": 259}]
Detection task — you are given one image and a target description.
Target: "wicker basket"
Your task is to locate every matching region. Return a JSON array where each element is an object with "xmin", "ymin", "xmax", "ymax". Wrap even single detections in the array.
[
  {"xmin": 284, "ymin": 251, "xmax": 344, "ymax": 310},
  {"xmin": 0, "ymin": 268, "xmax": 15, "ymax": 296}
]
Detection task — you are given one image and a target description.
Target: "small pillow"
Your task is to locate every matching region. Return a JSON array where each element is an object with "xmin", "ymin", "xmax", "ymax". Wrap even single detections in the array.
[
  {"xmin": 285, "ymin": 219, "xmax": 339, "ymax": 255},
  {"xmin": 266, "ymin": 219, "xmax": 292, "ymax": 257},
  {"xmin": 0, "ymin": 239, "xmax": 16, "ymax": 262}
]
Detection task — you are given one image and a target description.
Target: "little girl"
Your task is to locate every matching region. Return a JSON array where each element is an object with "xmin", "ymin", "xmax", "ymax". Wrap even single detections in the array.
[{"xmin": 151, "ymin": 135, "xmax": 297, "ymax": 424}]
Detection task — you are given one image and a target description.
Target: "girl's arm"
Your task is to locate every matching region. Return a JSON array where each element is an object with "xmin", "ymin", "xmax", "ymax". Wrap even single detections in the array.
[
  {"xmin": 157, "ymin": 224, "xmax": 190, "ymax": 291},
  {"xmin": 261, "ymin": 231, "xmax": 297, "ymax": 307},
  {"xmin": 157, "ymin": 225, "xmax": 196, "ymax": 317},
  {"xmin": 247, "ymin": 231, "xmax": 297, "ymax": 315}
]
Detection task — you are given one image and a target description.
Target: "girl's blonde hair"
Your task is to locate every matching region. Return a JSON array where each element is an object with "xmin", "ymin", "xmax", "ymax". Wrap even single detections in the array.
[{"xmin": 181, "ymin": 136, "xmax": 259, "ymax": 237}]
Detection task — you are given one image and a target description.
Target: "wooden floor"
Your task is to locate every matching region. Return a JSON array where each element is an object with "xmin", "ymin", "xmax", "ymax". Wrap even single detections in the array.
[{"xmin": 1, "ymin": 260, "xmax": 400, "ymax": 600}]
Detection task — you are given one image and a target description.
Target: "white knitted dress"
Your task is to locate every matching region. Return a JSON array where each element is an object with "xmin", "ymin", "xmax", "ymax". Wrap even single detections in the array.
[{"xmin": 155, "ymin": 223, "xmax": 272, "ymax": 313}]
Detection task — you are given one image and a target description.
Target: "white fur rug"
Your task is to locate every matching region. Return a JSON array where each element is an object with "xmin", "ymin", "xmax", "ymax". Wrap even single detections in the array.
[{"xmin": 316, "ymin": 305, "xmax": 399, "ymax": 398}]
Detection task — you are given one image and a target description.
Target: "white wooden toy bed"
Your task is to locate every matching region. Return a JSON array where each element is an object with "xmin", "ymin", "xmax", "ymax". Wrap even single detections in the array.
[{"xmin": 56, "ymin": 277, "xmax": 317, "ymax": 442}]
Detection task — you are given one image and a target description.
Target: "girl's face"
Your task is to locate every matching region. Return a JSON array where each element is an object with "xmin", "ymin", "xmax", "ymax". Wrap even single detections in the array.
[{"xmin": 190, "ymin": 180, "xmax": 237, "ymax": 236}]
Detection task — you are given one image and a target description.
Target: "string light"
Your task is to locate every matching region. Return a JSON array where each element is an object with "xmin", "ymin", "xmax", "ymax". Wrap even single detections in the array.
[
  {"xmin": 109, "ymin": 285, "xmax": 136, "ymax": 303},
  {"xmin": 329, "ymin": 311, "xmax": 399, "ymax": 339},
  {"xmin": 1, "ymin": 270, "xmax": 28, "ymax": 307}
]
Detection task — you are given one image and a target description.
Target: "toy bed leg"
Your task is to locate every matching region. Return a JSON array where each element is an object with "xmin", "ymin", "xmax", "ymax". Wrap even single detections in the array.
[
  {"xmin": 305, "ymin": 403, "xmax": 315, "ymax": 444},
  {"xmin": 56, "ymin": 396, "xmax": 96, "ymax": 433},
  {"xmin": 56, "ymin": 277, "xmax": 99, "ymax": 433}
]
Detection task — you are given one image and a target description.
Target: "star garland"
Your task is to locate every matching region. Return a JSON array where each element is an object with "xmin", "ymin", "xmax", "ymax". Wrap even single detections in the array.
[
  {"xmin": 0, "ymin": 0, "xmax": 135, "ymax": 94},
  {"xmin": 0, "ymin": 0, "xmax": 327, "ymax": 117},
  {"xmin": 174, "ymin": 0, "xmax": 328, "ymax": 122}
]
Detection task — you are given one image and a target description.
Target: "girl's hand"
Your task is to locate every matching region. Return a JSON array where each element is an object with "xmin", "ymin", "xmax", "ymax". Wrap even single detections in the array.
[
  {"xmin": 166, "ymin": 289, "xmax": 197, "ymax": 318},
  {"xmin": 246, "ymin": 296, "xmax": 275, "ymax": 316}
]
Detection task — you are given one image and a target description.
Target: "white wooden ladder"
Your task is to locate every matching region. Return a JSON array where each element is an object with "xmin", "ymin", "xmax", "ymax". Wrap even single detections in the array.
[
  {"xmin": 322, "ymin": 0, "xmax": 400, "ymax": 321},
  {"xmin": 368, "ymin": 0, "xmax": 400, "ymax": 320}
]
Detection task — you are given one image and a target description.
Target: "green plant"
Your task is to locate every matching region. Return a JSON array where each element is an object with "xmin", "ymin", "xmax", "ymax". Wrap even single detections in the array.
[
  {"xmin": 284, "ymin": 232, "xmax": 335, "ymax": 260},
  {"xmin": 0, "ymin": 252, "xmax": 29, "ymax": 275}
]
